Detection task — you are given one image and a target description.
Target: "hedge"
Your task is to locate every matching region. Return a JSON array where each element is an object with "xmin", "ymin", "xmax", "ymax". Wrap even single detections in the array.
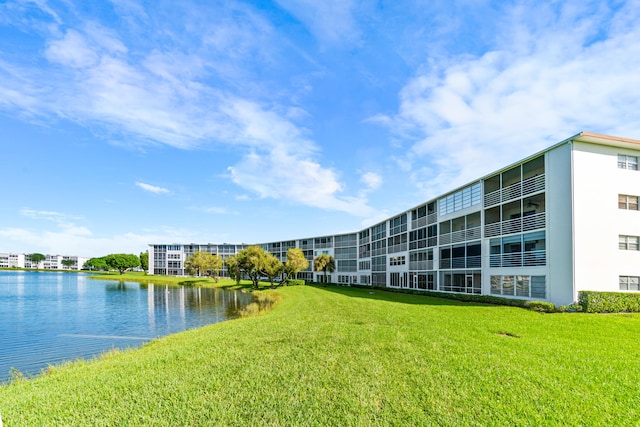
[
  {"xmin": 350, "ymin": 285, "xmax": 556, "ymax": 312},
  {"xmin": 578, "ymin": 290, "xmax": 640, "ymax": 313}
]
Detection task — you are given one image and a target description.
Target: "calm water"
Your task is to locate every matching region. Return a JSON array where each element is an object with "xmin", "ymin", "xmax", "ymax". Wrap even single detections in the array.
[{"xmin": 0, "ymin": 271, "xmax": 260, "ymax": 382}]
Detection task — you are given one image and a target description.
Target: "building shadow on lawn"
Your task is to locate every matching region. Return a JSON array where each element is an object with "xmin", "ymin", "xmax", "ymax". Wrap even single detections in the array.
[{"xmin": 309, "ymin": 284, "xmax": 503, "ymax": 308}]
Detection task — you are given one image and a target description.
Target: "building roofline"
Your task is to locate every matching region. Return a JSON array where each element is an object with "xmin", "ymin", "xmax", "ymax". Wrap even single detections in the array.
[{"xmin": 149, "ymin": 131, "xmax": 640, "ymax": 248}]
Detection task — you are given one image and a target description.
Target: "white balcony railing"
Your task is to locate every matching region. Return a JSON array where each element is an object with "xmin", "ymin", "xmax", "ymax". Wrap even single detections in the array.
[
  {"xmin": 489, "ymin": 250, "xmax": 546, "ymax": 267},
  {"xmin": 484, "ymin": 174, "xmax": 545, "ymax": 207},
  {"xmin": 439, "ymin": 226, "xmax": 482, "ymax": 245},
  {"xmin": 484, "ymin": 212, "xmax": 546, "ymax": 237}
]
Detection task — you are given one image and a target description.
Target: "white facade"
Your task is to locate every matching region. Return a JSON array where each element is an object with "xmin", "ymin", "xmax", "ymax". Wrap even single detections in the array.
[
  {"xmin": 148, "ymin": 132, "xmax": 640, "ymax": 306},
  {"xmin": 0, "ymin": 253, "xmax": 25, "ymax": 268},
  {"xmin": 0, "ymin": 253, "xmax": 88, "ymax": 270}
]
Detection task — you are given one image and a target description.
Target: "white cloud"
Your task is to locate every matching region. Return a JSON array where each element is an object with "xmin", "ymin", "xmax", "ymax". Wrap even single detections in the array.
[
  {"xmin": 45, "ymin": 29, "xmax": 100, "ymax": 68},
  {"xmin": 4, "ymin": 209, "xmax": 212, "ymax": 257},
  {"xmin": 274, "ymin": 0, "xmax": 360, "ymax": 45},
  {"xmin": 20, "ymin": 209, "xmax": 92, "ymax": 236},
  {"xmin": 360, "ymin": 172, "xmax": 382, "ymax": 192},
  {"xmin": 0, "ymin": 11, "xmax": 378, "ymax": 215},
  {"xmin": 376, "ymin": 1, "xmax": 640, "ymax": 199},
  {"xmin": 0, "ymin": 227, "xmax": 162, "ymax": 258},
  {"xmin": 228, "ymin": 150, "xmax": 375, "ymax": 217},
  {"xmin": 135, "ymin": 182, "xmax": 170, "ymax": 194},
  {"xmin": 189, "ymin": 206, "xmax": 235, "ymax": 215}
]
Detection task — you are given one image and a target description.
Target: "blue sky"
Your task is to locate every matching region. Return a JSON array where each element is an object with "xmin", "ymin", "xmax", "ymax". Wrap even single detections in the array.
[{"xmin": 1, "ymin": 0, "xmax": 639, "ymax": 258}]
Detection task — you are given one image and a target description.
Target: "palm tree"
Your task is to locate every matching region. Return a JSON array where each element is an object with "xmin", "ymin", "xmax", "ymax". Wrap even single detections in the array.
[{"xmin": 313, "ymin": 254, "xmax": 335, "ymax": 285}]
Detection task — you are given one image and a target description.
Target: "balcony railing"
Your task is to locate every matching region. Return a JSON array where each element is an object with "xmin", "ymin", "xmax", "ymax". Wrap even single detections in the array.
[
  {"xmin": 484, "ymin": 174, "xmax": 546, "ymax": 207},
  {"xmin": 484, "ymin": 212, "xmax": 546, "ymax": 237},
  {"xmin": 439, "ymin": 255, "xmax": 481, "ymax": 269},
  {"xmin": 439, "ymin": 226, "xmax": 482, "ymax": 245},
  {"xmin": 411, "ymin": 216, "xmax": 427, "ymax": 229},
  {"xmin": 388, "ymin": 243, "xmax": 408, "ymax": 254},
  {"xmin": 409, "ymin": 260, "xmax": 434, "ymax": 271},
  {"xmin": 489, "ymin": 250, "xmax": 546, "ymax": 267}
]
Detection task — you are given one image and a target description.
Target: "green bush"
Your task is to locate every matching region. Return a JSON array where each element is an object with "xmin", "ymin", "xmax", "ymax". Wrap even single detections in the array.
[
  {"xmin": 525, "ymin": 301, "xmax": 556, "ymax": 313},
  {"xmin": 579, "ymin": 291, "xmax": 640, "ymax": 313},
  {"xmin": 286, "ymin": 279, "xmax": 306, "ymax": 286},
  {"xmin": 557, "ymin": 304, "xmax": 583, "ymax": 313}
]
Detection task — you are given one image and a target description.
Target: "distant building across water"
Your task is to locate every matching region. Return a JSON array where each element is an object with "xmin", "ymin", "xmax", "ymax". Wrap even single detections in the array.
[{"xmin": 0, "ymin": 253, "xmax": 88, "ymax": 270}]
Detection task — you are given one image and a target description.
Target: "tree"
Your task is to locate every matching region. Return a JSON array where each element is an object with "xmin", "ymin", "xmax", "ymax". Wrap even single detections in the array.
[
  {"xmin": 263, "ymin": 252, "xmax": 284, "ymax": 289},
  {"xmin": 224, "ymin": 254, "xmax": 242, "ymax": 284},
  {"xmin": 29, "ymin": 253, "xmax": 45, "ymax": 268},
  {"xmin": 314, "ymin": 254, "xmax": 335, "ymax": 285},
  {"xmin": 104, "ymin": 253, "xmax": 140, "ymax": 275},
  {"xmin": 279, "ymin": 248, "xmax": 309, "ymax": 287},
  {"xmin": 84, "ymin": 257, "xmax": 108, "ymax": 270},
  {"xmin": 140, "ymin": 251, "xmax": 149, "ymax": 272},
  {"xmin": 184, "ymin": 251, "xmax": 223, "ymax": 280},
  {"xmin": 61, "ymin": 259, "xmax": 76, "ymax": 269},
  {"xmin": 236, "ymin": 245, "xmax": 270, "ymax": 289}
]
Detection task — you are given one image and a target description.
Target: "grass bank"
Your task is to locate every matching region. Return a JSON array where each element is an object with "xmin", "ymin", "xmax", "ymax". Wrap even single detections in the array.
[
  {"xmin": 1, "ymin": 285, "xmax": 639, "ymax": 425},
  {"xmin": 88, "ymin": 271, "xmax": 230, "ymax": 287}
]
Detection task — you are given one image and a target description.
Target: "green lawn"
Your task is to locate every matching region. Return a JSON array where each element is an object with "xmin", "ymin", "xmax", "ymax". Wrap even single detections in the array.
[{"xmin": 1, "ymin": 284, "xmax": 639, "ymax": 426}]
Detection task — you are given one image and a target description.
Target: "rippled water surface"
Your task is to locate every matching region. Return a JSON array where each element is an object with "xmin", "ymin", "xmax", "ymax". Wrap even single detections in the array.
[{"xmin": 0, "ymin": 271, "xmax": 258, "ymax": 382}]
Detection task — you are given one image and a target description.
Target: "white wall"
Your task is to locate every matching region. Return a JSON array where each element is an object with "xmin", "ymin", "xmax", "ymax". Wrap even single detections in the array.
[
  {"xmin": 572, "ymin": 141, "xmax": 640, "ymax": 295},
  {"xmin": 545, "ymin": 143, "xmax": 575, "ymax": 305}
]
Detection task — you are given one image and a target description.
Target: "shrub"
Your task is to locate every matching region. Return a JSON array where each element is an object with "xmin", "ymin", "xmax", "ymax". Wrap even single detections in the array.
[
  {"xmin": 579, "ymin": 291, "xmax": 640, "ymax": 313},
  {"xmin": 525, "ymin": 301, "xmax": 556, "ymax": 313},
  {"xmin": 286, "ymin": 279, "xmax": 306, "ymax": 286},
  {"xmin": 557, "ymin": 304, "xmax": 583, "ymax": 313}
]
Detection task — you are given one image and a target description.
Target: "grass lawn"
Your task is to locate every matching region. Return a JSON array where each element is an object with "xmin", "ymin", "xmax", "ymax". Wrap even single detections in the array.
[
  {"xmin": 87, "ymin": 271, "xmax": 224, "ymax": 287},
  {"xmin": 1, "ymin": 284, "xmax": 639, "ymax": 426}
]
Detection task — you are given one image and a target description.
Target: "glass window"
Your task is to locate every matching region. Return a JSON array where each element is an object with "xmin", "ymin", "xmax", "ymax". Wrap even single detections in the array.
[
  {"xmin": 618, "ymin": 155, "xmax": 639, "ymax": 170},
  {"xmin": 619, "ymin": 194, "xmax": 639, "ymax": 210},
  {"xmin": 516, "ymin": 276, "xmax": 530, "ymax": 297},
  {"xmin": 620, "ymin": 276, "xmax": 629, "ymax": 290},
  {"xmin": 531, "ymin": 276, "xmax": 546, "ymax": 298},
  {"xmin": 620, "ymin": 235, "xmax": 640, "ymax": 251},
  {"xmin": 502, "ymin": 276, "xmax": 515, "ymax": 296}
]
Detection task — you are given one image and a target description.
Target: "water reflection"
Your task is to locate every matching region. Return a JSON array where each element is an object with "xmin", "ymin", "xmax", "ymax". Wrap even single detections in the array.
[{"xmin": 0, "ymin": 272, "xmax": 267, "ymax": 382}]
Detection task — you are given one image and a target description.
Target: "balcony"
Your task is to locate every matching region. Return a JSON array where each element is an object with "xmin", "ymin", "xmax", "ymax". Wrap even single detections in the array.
[
  {"xmin": 409, "ymin": 260, "xmax": 434, "ymax": 271},
  {"xmin": 484, "ymin": 174, "xmax": 545, "ymax": 207},
  {"xmin": 439, "ymin": 226, "xmax": 482, "ymax": 245},
  {"xmin": 439, "ymin": 256, "xmax": 481, "ymax": 269},
  {"xmin": 489, "ymin": 250, "xmax": 546, "ymax": 267},
  {"xmin": 484, "ymin": 212, "xmax": 546, "ymax": 237}
]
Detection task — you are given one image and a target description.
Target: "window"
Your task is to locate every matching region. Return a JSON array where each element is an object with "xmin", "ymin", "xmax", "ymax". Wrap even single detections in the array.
[
  {"xmin": 439, "ymin": 183, "xmax": 481, "ymax": 216},
  {"xmin": 337, "ymin": 260, "xmax": 357, "ymax": 272},
  {"xmin": 389, "ymin": 214, "xmax": 407, "ymax": 236},
  {"xmin": 372, "ymin": 256, "xmax": 386, "ymax": 272},
  {"xmin": 389, "ymin": 256, "xmax": 406, "ymax": 266},
  {"xmin": 618, "ymin": 154, "xmax": 639, "ymax": 170},
  {"xmin": 619, "ymin": 194, "xmax": 639, "ymax": 210},
  {"xmin": 620, "ymin": 276, "xmax": 640, "ymax": 291},
  {"xmin": 371, "ymin": 223, "xmax": 387, "ymax": 241},
  {"xmin": 619, "ymin": 235, "xmax": 640, "ymax": 251},
  {"xmin": 491, "ymin": 275, "xmax": 546, "ymax": 298}
]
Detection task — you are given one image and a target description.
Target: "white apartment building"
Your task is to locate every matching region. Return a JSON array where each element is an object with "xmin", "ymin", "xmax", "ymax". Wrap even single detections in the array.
[
  {"xmin": 0, "ymin": 253, "xmax": 25, "ymax": 268},
  {"xmin": 0, "ymin": 253, "xmax": 88, "ymax": 270},
  {"xmin": 148, "ymin": 132, "xmax": 640, "ymax": 306}
]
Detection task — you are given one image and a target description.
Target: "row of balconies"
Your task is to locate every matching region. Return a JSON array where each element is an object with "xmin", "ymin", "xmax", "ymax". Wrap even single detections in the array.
[{"xmin": 400, "ymin": 250, "xmax": 548, "ymax": 272}]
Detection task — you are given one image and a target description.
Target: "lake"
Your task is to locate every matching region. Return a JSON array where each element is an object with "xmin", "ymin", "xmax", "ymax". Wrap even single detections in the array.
[{"xmin": 0, "ymin": 271, "xmax": 261, "ymax": 382}]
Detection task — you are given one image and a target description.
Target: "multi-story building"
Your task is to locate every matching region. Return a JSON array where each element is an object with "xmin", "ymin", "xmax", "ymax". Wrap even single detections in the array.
[
  {"xmin": 148, "ymin": 132, "xmax": 640, "ymax": 306},
  {"xmin": 0, "ymin": 253, "xmax": 25, "ymax": 268},
  {"xmin": 0, "ymin": 253, "xmax": 88, "ymax": 270}
]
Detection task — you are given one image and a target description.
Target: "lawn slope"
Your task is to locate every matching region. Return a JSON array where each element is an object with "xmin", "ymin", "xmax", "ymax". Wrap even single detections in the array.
[{"xmin": 1, "ymin": 285, "xmax": 639, "ymax": 426}]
